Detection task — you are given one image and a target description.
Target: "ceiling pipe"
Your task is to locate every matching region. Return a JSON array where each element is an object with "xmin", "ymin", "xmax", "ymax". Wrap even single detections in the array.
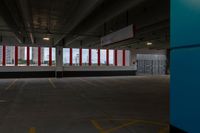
[
  {"xmin": 54, "ymin": 0, "xmax": 105, "ymax": 45},
  {"xmin": 61, "ymin": 0, "xmax": 146, "ymax": 47},
  {"xmin": 18, "ymin": 0, "xmax": 34, "ymax": 44}
]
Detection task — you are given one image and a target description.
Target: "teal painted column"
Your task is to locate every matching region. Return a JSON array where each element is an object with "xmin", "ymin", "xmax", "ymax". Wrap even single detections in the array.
[{"xmin": 171, "ymin": 0, "xmax": 200, "ymax": 132}]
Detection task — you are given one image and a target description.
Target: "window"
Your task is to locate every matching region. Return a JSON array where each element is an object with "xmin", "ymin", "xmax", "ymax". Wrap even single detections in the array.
[
  {"xmin": 109, "ymin": 50, "xmax": 114, "ymax": 66},
  {"xmin": 6, "ymin": 46, "xmax": 15, "ymax": 66},
  {"xmin": 72, "ymin": 48, "xmax": 79, "ymax": 66},
  {"xmin": 82, "ymin": 49, "xmax": 89, "ymax": 66},
  {"xmin": 52, "ymin": 48, "xmax": 56, "ymax": 66},
  {"xmin": 0, "ymin": 46, "xmax": 2, "ymax": 66},
  {"xmin": 63, "ymin": 48, "xmax": 70, "ymax": 65},
  {"xmin": 18, "ymin": 46, "xmax": 26, "ymax": 66},
  {"xmin": 100, "ymin": 49, "xmax": 107, "ymax": 65},
  {"xmin": 117, "ymin": 50, "xmax": 123, "ymax": 66},
  {"xmin": 41, "ymin": 47, "xmax": 49, "ymax": 66},
  {"xmin": 92, "ymin": 49, "xmax": 98, "ymax": 65},
  {"xmin": 30, "ymin": 47, "xmax": 38, "ymax": 66}
]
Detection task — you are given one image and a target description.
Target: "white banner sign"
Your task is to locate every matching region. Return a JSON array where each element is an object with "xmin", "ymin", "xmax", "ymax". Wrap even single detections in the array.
[{"xmin": 101, "ymin": 25, "xmax": 134, "ymax": 46}]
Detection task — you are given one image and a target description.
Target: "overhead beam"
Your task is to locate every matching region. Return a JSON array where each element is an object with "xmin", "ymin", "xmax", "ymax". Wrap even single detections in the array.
[
  {"xmin": 0, "ymin": 1, "xmax": 24, "ymax": 43},
  {"xmin": 54, "ymin": 0, "xmax": 104, "ymax": 46},
  {"xmin": 59, "ymin": 0, "xmax": 146, "ymax": 47},
  {"xmin": 18, "ymin": 0, "xmax": 34, "ymax": 44}
]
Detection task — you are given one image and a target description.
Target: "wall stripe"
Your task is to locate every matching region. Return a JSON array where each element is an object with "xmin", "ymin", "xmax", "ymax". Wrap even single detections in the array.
[
  {"xmin": 49, "ymin": 47, "xmax": 52, "ymax": 66},
  {"xmin": 98, "ymin": 49, "xmax": 100, "ymax": 66},
  {"xmin": 79, "ymin": 48, "xmax": 82, "ymax": 66},
  {"xmin": 70, "ymin": 48, "xmax": 72, "ymax": 66},
  {"xmin": 15, "ymin": 46, "xmax": 18, "ymax": 66},
  {"xmin": 27, "ymin": 46, "xmax": 30, "ymax": 66},
  {"xmin": 89, "ymin": 48, "xmax": 92, "ymax": 66},
  {"xmin": 2, "ymin": 45, "xmax": 6, "ymax": 66},
  {"xmin": 114, "ymin": 50, "xmax": 118, "ymax": 66},
  {"xmin": 106, "ymin": 49, "xmax": 109, "ymax": 66},
  {"xmin": 38, "ymin": 47, "xmax": 41, "ymax": 66},
  {"xmin": 123, "ymin": 49, "xmax": 126, "ymax": 66}
]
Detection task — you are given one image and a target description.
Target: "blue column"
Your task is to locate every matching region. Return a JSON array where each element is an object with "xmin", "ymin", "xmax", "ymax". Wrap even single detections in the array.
[{"xmin": 171, "ymin": 0, "xmax": 200, "ymax": 132}]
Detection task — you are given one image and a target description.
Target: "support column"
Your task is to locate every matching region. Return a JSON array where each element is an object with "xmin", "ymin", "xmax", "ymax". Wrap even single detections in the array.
[{"xmin": 56, "ymin": 46, "xmax": 63, "ymax": 77}]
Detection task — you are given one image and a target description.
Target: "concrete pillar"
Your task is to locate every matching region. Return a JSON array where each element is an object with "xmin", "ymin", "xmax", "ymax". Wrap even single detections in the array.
[
  {"xmin": 130, "ymin": 49, "xmax": 137, "ymax": 69},
  {"xmin": 55, "ymin": 46, "xmax": 63, "ymax": 77}
]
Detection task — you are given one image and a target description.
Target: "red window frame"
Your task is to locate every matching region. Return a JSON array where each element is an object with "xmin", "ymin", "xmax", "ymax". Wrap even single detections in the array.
[
  {"xmin": 2, "ymin": 45, "xmax": 6, "ymax": 66},
  {"xmin": 89, "ymin": 48, "xmax": 92, "ymax": 66},
  {"xmin": 98, "ymin": 48, "xmax": 100, "ymax": 66},
  {"xmin": 114, "ymin": 49, "xmax": 118, "ymax": 66},
  {"xmin": 106, "ymin": 49, "xmax": 109, "ymax": 66},
  {"xmin": 27, "ymin": 46, "xmax": 30, "ymax": 66},
  {"xmin": 79, "ymin": 48, "xmax": 82, "ymax": 66},
  {"xmin": 38, "ymin": 47, "xmax": 41, "ymax": 66},
  {"xmin": 49, "ymin": 47, "xmax": 52, "ymax": 66},
  {"xmin": 15, "ymin": 46, "xmax": 18, "ymax": 66},
  {"xmin": 70, "ymin": 48, "xmax": 72, "ymax": 66},
  {"xmin": 123, "ymin": 49, "xmax": 126, "ymax": 66}
]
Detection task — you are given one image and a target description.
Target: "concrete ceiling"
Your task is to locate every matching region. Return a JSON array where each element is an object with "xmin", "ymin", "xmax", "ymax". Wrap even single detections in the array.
[{"xmin": 0, "ymin": 0, "xmax": 169, "ymax": 49}]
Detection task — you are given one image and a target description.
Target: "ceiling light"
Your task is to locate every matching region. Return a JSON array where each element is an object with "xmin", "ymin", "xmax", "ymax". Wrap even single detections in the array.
[
  {"xmin": 147, "ymin": 42, "xmax": 152, "ymax": 46},
  {"xmin": 43, "ymin": 37, "xmax": 50, "ymax": 41}
]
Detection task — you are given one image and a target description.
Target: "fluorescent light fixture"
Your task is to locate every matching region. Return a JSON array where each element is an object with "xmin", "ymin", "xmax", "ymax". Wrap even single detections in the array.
[
  {"xmin": 147, "ymin": 42, "xmax": 152, "ymax": 46},
  {"xmin": 43, "ymin": 37, "xmax": 50, "ymax": 41}
]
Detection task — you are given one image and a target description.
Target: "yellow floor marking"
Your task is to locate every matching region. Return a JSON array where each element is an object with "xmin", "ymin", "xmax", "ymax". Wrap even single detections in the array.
[
  {"xmin": 158, "ymin": 125, "xmax": 169, "ymax": 133},
  {"xmin": 48, "ymin": 78, "xmax": 56, "ymax": 88},
  {"xmin": 78, "ymin": 78, "xmax": 97, "ymax": 87},
  {"xmin": 91, "ymin": 119, "xmax": 168, "ymax": 133},
  {"xmin": 91, "ymin": 120, "xmax": 106, "ymax": 133},
  {"xmin": 104, "ymin": 120, "xmax": 138, "ymax": 133},
  {"xmin": 29, "ymin": 127, "xmax": 36, "ymax": 133},
  {"xmin": 5, "ymin": 79, "xmax": 17, "ymax": 90}
]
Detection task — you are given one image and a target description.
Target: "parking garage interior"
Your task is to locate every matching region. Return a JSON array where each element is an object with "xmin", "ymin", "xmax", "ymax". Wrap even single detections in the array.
[{"xmin": 0, "ymin": 0, "xmax": 169, "ymax": 133}]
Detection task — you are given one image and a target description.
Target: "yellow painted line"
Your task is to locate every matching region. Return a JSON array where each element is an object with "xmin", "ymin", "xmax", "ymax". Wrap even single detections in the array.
[
  {"xmin": 158, "ymin": 125, "xmax": 169, "ymax": 133},
  {"xmin": 5, "ymin": 79, "xmax": 17, "ymax": 90},
  {"xmin": 48, "ymin": 78, "xmax": 56, "ymax": 88},
  {"xmin": 103, "ymin": 119, "xmax": 168, "ymax": 126},
  {"xmin": 91, "ymin": 120, "xmax": 106, "ymax": 133},
  {"xmin": 105, "ymin": 120, "xmax": 138, "ymax": 133},
  {"xmin": 29, "ymin": 127, "xmax": 36, "ymax": 133},
  {"xmin": 78, "ymin": 78, "xmax": 97, "ymax": 87},
  {"xmin": 93, "ymin": 119, "xmax": 168, "ymax": 133}
]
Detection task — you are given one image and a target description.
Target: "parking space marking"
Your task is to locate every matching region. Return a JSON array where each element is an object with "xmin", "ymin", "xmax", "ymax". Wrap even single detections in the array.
[
  {"xmin": 48, "ymin": 78, "xmax": 56, "ymax": 88},
  {"xmin": 78, "ymin": 78, "xmax": 98, "ymax": 87},
  {"xmin": 5, "ymin": 79, "xmax": 17, "ymax": 90},
  {"xmin": 29, "ymin": 127, "xmax": 36, "ymax": 133},
  {"xmin": 91, "ymin": 120, "xmax": 106, "ymax": 133},
  {"xmin": 91, "ymin": 119, "xmax": 168, "ymax": 133},
  {"xmin": 159, "ymin": 125, "xmax": 170, "ymax": 133}
]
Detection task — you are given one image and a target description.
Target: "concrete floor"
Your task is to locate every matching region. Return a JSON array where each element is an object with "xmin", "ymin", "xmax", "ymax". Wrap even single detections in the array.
[{"xmin": 0, "ymin": 76, "xmax": 169, "ymax": 133}]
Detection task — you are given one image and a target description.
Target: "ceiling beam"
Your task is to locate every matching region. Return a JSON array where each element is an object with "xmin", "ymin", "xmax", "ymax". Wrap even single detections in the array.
[
  {"xmin": 54, "ymin": 0, "xmax": 104, "ymax": 46},
  {"xmin": 0, "ymin": 0, "xmax": 24, "ymax": 43},
  {"xmin": 18, "ymin": 0, "xmax": 34, "ymax": 44}
]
